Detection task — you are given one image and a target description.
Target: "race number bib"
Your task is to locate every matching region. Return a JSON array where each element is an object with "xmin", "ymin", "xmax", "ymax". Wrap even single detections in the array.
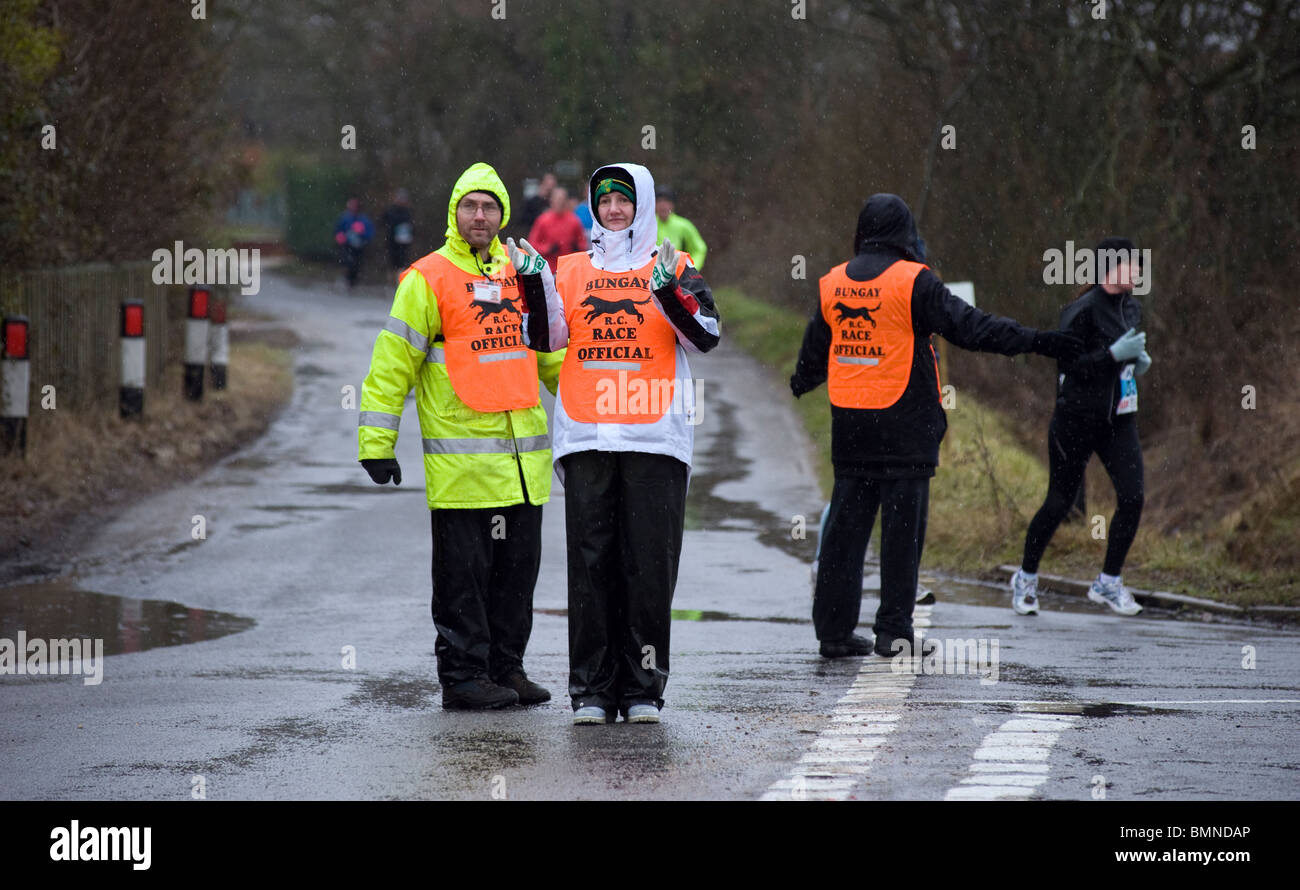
[
  {"xmin": 1116, "ymin": 364, "xmax": 1138, "ymax": 414},
  {"xmin": 394, "ymin": 222, "xmax": 413, "ymax": 244},
  {"xmin": 473, "ymin": 280, "xmax": 502, "ymax": 304}
]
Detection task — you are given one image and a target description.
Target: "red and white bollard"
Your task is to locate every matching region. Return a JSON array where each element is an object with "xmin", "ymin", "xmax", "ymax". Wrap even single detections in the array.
[
  {"xmin": 1, "ymin": 315, "xmax": 30, "ymax": 457},
  {"xmin": 184, "ymin": 287, "xmax": 209, "ymax": 401},
  {"xmin": 120, "ymin": 300, "xmax": 145, "ymax": 418},
  {"xmin": 208, "ymin": 299, "xmax": 228, "ymax": 390}
]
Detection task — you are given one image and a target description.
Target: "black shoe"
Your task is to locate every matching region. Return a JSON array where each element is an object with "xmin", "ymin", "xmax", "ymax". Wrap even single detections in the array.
[
  {"xmin": 819, "ymin": 633, "xmax": 875, "ymax": 658},
  {"xmin": 495, "ymin": 670, "xmax": 551, "ymax": 705},
  {"xmin": 873, "ymin": 633, "xmax": 938, "ymax": 659},
  {"xmin": 441, "ymin": 677, "xmax": 519, "ymax": 710}
]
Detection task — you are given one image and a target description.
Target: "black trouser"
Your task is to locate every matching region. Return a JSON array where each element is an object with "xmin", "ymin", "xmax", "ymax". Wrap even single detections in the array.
[
  {"xmin": 341, "ymin": 245, "xmax": 364, "ymax": 286},
  {"xmin": 560, "ymin": 450, "xmax": 688, "ymax": 712},
  {"xmin": 1022, "ymin": 411, "xmax": 1144, "ymax": 577},
  {"xmin": 430, "ymin": 502, "xmax": 542, "ymax": 687},
  {"xmin": 813, "ymin": 474, "xmax": 930, "ymax": 641}
]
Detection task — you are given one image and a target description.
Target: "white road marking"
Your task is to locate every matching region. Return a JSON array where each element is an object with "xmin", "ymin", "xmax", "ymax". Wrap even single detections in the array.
[
  {"xmin": 907, "ymin": 699, "xmax": 1300, "ymax": 706},
  {"xmin": 761, "ymin": 606, "xmax": 932, "ymax": 801},
  {"xmin": 944, "ymin": 709, "xmax": 1079, "ymax": 800}
]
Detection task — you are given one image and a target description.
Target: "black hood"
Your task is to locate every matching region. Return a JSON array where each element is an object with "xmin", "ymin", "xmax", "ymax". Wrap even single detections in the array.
[{"xmin": 854, "ymin": 193, "xmax": 926, "ymax": 262}]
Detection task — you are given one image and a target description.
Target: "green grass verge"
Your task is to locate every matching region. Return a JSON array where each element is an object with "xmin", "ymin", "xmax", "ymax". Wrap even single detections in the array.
[{"xmin": 717, "ymin": 286, "xmax": 1297, "ymax": 608}]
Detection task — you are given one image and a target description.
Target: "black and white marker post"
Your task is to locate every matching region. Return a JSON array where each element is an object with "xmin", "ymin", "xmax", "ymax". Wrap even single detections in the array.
[
  {"xmin": 184, "ymin": 287, "xmax": 210, "ymax": 401},
  {"xmin": 208, "ymin": 298, "xmax": 228, "ymax": 390},
  {"xmin": 120, "ymin": 300, "xmax": 145, "ymax": 418},
  {"xmin": 1, "ymin": 315, "xmax": 30, "ymax": 457}
]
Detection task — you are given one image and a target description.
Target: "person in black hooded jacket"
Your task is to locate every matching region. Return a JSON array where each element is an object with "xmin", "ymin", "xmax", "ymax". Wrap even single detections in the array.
[{"xmin": 791, "ymin": 193, "xmax": 1084, "ymax": 658}]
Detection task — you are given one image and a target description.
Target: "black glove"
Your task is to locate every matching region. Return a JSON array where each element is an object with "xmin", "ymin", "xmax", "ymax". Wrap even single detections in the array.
[
  {"xmin": 1031, "ymin": 331, "xmax": 1085, "ymax": 362},
  {"xmin": 361, "ymin": 458, "xmax": 401, "ymax": 485}
]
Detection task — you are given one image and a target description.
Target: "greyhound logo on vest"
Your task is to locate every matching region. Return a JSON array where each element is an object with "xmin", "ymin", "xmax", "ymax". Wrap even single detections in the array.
[
  {"xmin": 472, "ymin": 295, "xmax": 523, "ymax": 322},
  {"xmin": 581, "ymin": 295, "xmax": 653, "ymax": 323},
  {"xmin": 833, "ymin": 301, "xmax": 882, "ymax": 327}
]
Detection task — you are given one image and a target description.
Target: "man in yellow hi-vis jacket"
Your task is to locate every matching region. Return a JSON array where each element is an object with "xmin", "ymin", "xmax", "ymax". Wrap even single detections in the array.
[{"xmin": 358, "ymin": 162, "xmax": 564, "ymax": 710}]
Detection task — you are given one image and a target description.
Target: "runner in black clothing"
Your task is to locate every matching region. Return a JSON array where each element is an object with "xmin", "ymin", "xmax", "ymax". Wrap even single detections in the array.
[{"xmin": 1010, "ymin": 236, "xmax": 1151, "ymax": 617}]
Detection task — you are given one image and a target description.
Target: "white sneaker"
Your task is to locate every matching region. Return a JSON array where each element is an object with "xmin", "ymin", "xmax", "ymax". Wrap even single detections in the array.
[
  {"xmin": 573, "ymin": 705, "xmax": 611, "ymax": 725},
  {"xmin": 1087, "ymin": 577, "xmax": 1142, "ymax": 616},
  {"xmin": 1010, "ymin": 570, "xmax": 1039, "ymax": 615},
  {"xmin": 915, "ymin": 584, "xmax": 935, "ymax": 605},
  {"xmin": 626, "ymin": 704, "xmax": 661, "ymax": 724}
]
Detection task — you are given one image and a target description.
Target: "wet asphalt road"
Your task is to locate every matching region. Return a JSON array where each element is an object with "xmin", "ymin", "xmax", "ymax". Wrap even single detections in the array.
[{"xmin": 1, "ymin": 273, "xmax": 1297, "ymax": 801}]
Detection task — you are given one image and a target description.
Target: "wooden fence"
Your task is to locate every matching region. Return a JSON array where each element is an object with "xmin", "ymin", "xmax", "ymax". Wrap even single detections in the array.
[{"xmin": 0, "ymin": 261, "xmax": 236, "ymax": 423}]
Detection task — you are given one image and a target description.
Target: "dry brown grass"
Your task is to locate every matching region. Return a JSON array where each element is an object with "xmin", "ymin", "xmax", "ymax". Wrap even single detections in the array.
[{"xmin": 0, "ymin": 339, "xmax": 293, "ymax": 581}]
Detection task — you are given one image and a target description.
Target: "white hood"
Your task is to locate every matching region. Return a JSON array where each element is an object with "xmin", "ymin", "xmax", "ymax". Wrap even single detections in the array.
[{"xmin": 587, "ymin": 163, "xmax": 659, "ymax": 273}]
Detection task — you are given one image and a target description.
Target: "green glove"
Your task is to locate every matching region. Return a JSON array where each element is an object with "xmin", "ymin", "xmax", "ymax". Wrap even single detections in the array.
[
  {"xmin": 506, "ymin": 237, "xmax": 545, "ymax": 276},
  {"xmin": 1135, "ymin": 350, "xmax": 1152, "ymax": 376},
  {"xmin": 1108, "ymin": 328, "xmax": 1146, "ymax": 362},
  {"xmin": 650, "ymin": 238, "xmax": 678, "ymax": 291}
]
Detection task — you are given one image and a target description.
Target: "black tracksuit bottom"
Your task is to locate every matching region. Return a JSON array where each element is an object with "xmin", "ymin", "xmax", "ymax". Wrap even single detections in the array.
[
  {"xmin": 814, "ymin": 474, "xmax": 930, "ymax": 642},
  {"xmin": 430, "ymin": 502, "xmax": 543, "ymax": 687},
  {"xmin": 1022, "ymin": 410, "xmax": 1144, "ymax": 577},
  {"xmin": 560, "ymin": 450, "xmax": 689, "ymax": 713}
]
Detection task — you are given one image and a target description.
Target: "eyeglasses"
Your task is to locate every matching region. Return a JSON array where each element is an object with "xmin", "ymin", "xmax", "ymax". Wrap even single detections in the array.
[{"xmin": 459, "ymin": 199, "xmax": 501, "ymax": 219}]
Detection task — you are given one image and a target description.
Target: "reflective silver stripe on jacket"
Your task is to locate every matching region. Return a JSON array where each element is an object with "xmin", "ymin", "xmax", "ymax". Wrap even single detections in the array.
[
  {"xmin": 478, "ymin": 350, "xmax": 528, "ymax": 363},
  {"xmin": 384, "ymin": 315, "xmax": 428, "ymax": 353},
  {"xmin": 836, "ymin": 356, "xmax": 880, "ymax": 366},
  {"xmin": 426, "ymin": 345, "xmax": 445, "ymax": 364},
  {"xmin": 358, "ymin": 411, "xmax": 400, "ymax": 430},
  {"xmin": 583, "ymin": 360, "xmax": 642, "ymax": 371},
  {"xmin": 422, "ymin": 434, "xmax": 551, "ymax": 455}
]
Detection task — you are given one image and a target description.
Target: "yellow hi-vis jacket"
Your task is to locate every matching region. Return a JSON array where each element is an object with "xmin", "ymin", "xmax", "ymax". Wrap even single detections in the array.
[{"xmin": 358, "ymin": 162, "xmax": 564, "ymax": 509}]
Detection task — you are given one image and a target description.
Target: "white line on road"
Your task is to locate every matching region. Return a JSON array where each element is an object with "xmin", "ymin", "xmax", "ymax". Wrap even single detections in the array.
[
  {"xmin": 907, "ymin": 699, "xmax": 1300, "ymax": 706},
  {"xmin": 944, "ymin": 709, "xmax": 1079, "ymax": 801},
  {"xmin": 761, "ymin": 606, "xmax": 932, "ymax": 802}
]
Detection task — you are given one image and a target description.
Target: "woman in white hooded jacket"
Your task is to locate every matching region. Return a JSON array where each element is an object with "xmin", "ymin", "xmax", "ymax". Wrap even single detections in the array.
[{"xmin": 509, "ymin": 163, "xmax": 721, "ymax": 725}]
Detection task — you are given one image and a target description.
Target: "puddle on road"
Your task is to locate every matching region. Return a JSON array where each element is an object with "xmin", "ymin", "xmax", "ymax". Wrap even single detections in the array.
[
  {"xmin": 0, "ymin": 581, "xmax": 256, "ymax": 656},
  {"xmin": 1080, "ymin": 702, "xmax": 1177, "ymax": 718},
  {"xmin": 686, "ymin": 397, "xmax": 816, "ymax": 564}
]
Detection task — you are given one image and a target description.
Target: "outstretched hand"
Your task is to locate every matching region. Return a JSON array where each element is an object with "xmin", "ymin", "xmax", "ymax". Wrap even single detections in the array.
[
  {"xmin": 650, "ymin": 238, "xmax": 678, "ymax": 291},
  {"xmin": 506, "ymin": 237, "xmax": 546, "ymax": 276}
]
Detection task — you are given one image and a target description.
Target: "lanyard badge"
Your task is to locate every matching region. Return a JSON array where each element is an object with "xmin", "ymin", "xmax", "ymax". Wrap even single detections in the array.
[{"xmin": 473, "ymin": 279, "xmax": 502, "ymax": 304}]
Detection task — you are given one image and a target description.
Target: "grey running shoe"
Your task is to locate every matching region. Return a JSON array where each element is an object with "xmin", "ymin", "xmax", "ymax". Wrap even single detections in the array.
[
  {"xmin": 1010, "ymin": 570, "xmax": 1039, "ymax": 615},
  {"xmin": 1087, "ymin": 577, "xmax": 1142, "ymax": 616}
]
